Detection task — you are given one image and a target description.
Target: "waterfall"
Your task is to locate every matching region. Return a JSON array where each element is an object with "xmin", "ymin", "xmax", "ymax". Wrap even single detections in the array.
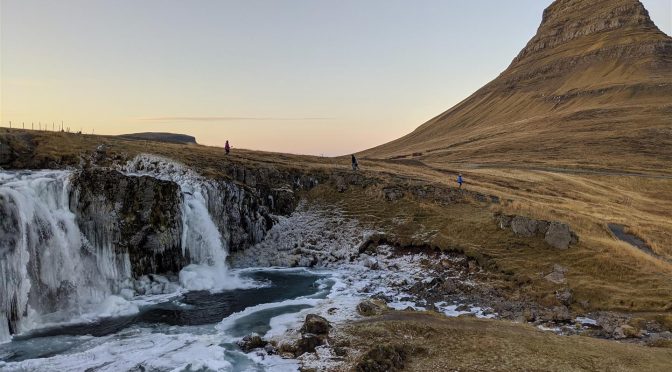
[
  {"xmin": 122, "ymin": 155, "xmax": 240, "ymax": 291},
  {"xmin": 0, "ymin": 156, "xmax": 249, "ymax": 341},
  {"xmin": 0, "ymin": 171, "xmax": 131, "ymax": 342}
]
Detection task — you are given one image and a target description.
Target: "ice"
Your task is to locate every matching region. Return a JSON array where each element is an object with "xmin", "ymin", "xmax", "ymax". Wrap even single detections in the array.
[
  {"xmin": 0, "ymin": 171, "xmax": 131, "ymax": 338},
  {"xmin": 179, "ymin": 264, "xmax": 260, "ymax": 292},
  {"xmin": 91, "ymin": 296, "xmax": 139, "ymax": 319},
  {"xmin": 576, "ymin": 316, "xmax": 598, "ymax": 326},
  {"xmin": 0, "ymin": 330, "xmax": 234, "ymax": 372}
]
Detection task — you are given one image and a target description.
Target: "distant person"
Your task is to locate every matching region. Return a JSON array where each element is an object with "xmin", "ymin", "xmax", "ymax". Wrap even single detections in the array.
[
  {"xmin": 351, "ymin": 154, "xmax": 359, "ymax": 171},
  {"xmin": 457, "ymin": 173, "xmax": 464, "ymax": 189},
  {"xmin": 225, "ymin": 140, "xmax": 231, "ymax": 155}
]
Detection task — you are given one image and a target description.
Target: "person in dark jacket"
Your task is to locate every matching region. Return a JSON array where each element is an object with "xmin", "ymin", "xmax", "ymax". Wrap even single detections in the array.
[
  {"xmin": 225, "ymin": 140, "xmax": 231, "ymax": 155},
  {"xmin": 351, "ymin": 154, "xmax": 359, "ymax": 171},
  {"xmin": 457, "ymin": 173, "xmax": 463, "ymax": 189}
]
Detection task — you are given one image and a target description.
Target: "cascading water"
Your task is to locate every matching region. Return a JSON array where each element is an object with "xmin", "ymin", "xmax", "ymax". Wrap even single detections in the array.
[
  {"xmin": 1, "ymin": 156, "xmax": 248, "ymax": 342},
  {"xmin": 0, "ymin": 171, "xmax": 132, "ymax": 343},
  {"xmin": 122, "ymin": 155, "xmax": 241, "ymax": 291}
]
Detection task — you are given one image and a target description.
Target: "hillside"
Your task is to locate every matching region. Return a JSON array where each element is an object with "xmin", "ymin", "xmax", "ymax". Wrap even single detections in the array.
[
  {"xmin": 362, "ymin": 0, "xmax": 672, "ymax": 173},
  {"xmin": 117, "ymin": 132, "xmax": 197, "ymax": 144}
]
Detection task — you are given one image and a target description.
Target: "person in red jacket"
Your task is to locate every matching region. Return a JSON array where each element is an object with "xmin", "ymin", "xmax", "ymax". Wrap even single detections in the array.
[{"xmin": 225, "ymin": 140, "xmax": 231, "ymax": 155}]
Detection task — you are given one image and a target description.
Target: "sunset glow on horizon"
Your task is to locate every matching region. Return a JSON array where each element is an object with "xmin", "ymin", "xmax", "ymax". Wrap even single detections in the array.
[{"xmin": 2, "ymin": 0, "xmax": 670, "ymax": 156}]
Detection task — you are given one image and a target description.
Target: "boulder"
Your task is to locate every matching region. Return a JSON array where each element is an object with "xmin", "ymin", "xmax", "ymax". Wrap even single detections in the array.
[
  {"xmin": 357, "ymin": 300, "xmax": 385, "ymax": 316},
  {"xmin": 510, "ymin": 216, "xmax": 538, "ymax": 237},
  {"xmin": 555, "ymin": 288, "xmax": 573, "ymax": 305},
  {"xmin": 545, "ymin": 222, "xmax": 575, "ymax": 249},
  {"xmin": 543, "ymin": 306, "xmax": 572, "ymax": 322},
  {"xmin": 544, "ymin": 271, "xmax": 566, "ymax": 284},
  {"xmin": 237, "ymin": 333, "xmax": 267, "ymax": 352},
  {"xmin": 613, "ymin": 325, "xmax": 641, "ymax": 339},
  {"xmin": 296, "ymin": 333, "xmax": 324, "ymax": 355},
  {"xmin": 301, "ymin": 314, "xmax": 330, "ymax": 335}
]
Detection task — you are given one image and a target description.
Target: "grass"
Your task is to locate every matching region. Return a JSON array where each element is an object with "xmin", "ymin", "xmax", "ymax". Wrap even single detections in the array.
[
  {"xmin": 340, "ymin": 311, "xmax": 672, "ymax": 371},
  {"xmin": 2, "ymin": 128, "xmax": 672, "ymax": 313}
]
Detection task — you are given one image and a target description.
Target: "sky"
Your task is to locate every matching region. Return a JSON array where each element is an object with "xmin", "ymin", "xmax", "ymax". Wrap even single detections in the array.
[{"xmin": 1, "ymin": 1, "xmax": 671, "ymax": 156}]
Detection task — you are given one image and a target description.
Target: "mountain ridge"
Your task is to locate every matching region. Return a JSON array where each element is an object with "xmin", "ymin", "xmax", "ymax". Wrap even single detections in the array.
[{"xmin": 362, "ymin": 0, "xmax": 672, "ymax": 173}]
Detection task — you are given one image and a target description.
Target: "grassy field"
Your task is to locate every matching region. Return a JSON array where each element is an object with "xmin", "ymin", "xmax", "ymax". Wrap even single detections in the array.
[
  {"xmin": 341, "ymin": 311, "xmax": 672, "ymax": 371},
  {"xmin": 2, "ymin": 127, "xmax": 671, "ymax": 314}
]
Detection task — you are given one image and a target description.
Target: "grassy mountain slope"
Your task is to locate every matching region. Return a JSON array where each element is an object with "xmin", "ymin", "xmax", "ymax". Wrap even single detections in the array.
[{"xmin": 362, "ymin": 0, "xmax": 672, "ymax": 173}]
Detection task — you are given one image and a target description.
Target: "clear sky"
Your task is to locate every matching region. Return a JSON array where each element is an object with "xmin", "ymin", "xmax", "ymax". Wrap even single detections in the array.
[{"xmin": 1, "ymin": 0, "xmax": 670, "ymax": 156}]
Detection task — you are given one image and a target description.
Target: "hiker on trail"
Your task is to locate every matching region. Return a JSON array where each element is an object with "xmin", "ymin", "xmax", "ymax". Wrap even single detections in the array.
[
  {"xmin": 351, "ymin": 154, "xmax": 359, "ymax": 171},
  {"xmin": 457, "ymin": 173, "xmax": 464, "ymax": 189},
  {"xmin": 225, "ymin": 140, "xmax": 231, "ymax": 155}
]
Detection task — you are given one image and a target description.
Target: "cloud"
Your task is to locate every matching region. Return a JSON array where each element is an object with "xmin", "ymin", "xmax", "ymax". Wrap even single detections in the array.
[{"xmin": 136, "ymin": 116, "xmax": 333, "ymax": 122}]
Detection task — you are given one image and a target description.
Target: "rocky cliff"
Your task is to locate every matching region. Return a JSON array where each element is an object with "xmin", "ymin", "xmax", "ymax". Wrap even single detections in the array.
[{"xmin": 69, "ymin": 167, "xmax": 293, "ymax": 277}]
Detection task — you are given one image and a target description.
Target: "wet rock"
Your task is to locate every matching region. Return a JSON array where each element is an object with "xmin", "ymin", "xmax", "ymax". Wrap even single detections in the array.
[
  {"xmin": 71, "ymin": 169, "xmax": 186, "ymax": 277},
  {"xmin": 545, "ymin": 222, "xmax": 575, "ymax": 249},
  {"xmin": 301, "ymin": 314, "xmax": 330, "ymax": 335},
  {"xmin": 264, "ymin": 343, "xmax": 277, "ymax": 355},
  {"xmin": 237, "ymin": 333, "xmax": 267, "ymax": 352},
  {"xmin": 277, "ymin": 339, "xmax": 298, "ymax": 355},
  {"xmin": 296, "ymin": 334, "xmax": 324, "ymax": 355}
]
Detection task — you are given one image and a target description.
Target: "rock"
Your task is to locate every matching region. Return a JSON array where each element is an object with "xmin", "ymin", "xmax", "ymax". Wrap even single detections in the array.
[
  {"xmin": 357, "ymin": 300, "xmax": 385, "ymax": 316},
  {"xmin": 456, "ymin": 304, "xmax": 471, "ymax": 312},
  {"xmin": 362, "ymin": 257, "xmax": 380, "ymax": 270},
  {"xmin": 614, "ymin": 325, "xmax": 641, "ymax": 339},
  {"xmin": 536, "ymin": 220, "xmax": 550, "ymax": 234},
  {"xmin": 333, "ymin": 346, "xmax": 348, "ymax": 357},
  {"xmin": 553, "ymin": 264, "xmax": 568, "ymax": 274},
  {"xmin": 296, "ymin": 334, "xmax": 324, "ymax": 355},
  {"xmin": 277, "ymin": 339, "xmax": 297, "ymax": 354},
  {"xmin": 237, "ymin": 334, "xmax": 267, "ymax": 352},
  {"xmin": 510, "ymin": 216, "xmax": 538, "ymax": 237},
  {"xmin": 545, "ymin": 222, "xmax": 575, "ymax": 249},
  {"xmin": 544, "ymin": 271, "xmax": 566, "ymax": 284},
  {"xmin": 544, "ymin": 306, "xmax": 572, "ymax": 322},
  {"xmin": 383, "ymin": 187, "xmax": 404, "ymax": 201},
  {"xmin": 555, "ymin": 288, "xmax": 573, "ymax": 305},
  {"xmin": 355, "ymin": 344, "xmax": 408, "ymax": 372},
  {"xmin": 334, "ymin": 176, "xmax": 348, "ymax": 193},
  {"xmin": 94, "ymin": 144, "xmax": 107, "ymax": 162},
  {"xmin": 496, "ymin": 214, "xmax": 513, "ymax": 229},
  {"xmin": 264, "ymin": 343, "xmax": 277, "ymax": 355},
  {"xmin": 301, "ymin": 314, "xmax": 330, "ymax": 335}
]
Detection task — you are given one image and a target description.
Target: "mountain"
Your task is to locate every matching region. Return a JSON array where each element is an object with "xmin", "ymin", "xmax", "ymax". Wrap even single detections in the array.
[
  {"xmin": 362, "ymin": 0, "xmax": 672, "ymax": 172},
  {"xmin": 118, "ymin": 132, "xmax": 197, "ymax": 144}
]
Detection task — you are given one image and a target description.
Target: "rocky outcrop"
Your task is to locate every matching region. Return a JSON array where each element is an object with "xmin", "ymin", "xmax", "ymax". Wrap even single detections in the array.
[
  {"xmin": 496, "ymin": 214, "xmax": 578, "ymax": 249},
  {"xmin": 71, "ymin": 169, "xmax": 186, "ymax": 277},
  {"xmin": 70, "ymin": 167, "xmax": 284, "ymax": 276},
  {"xmin": 296, "ymin": 314, "xmax": 330, "ymax": 355}
]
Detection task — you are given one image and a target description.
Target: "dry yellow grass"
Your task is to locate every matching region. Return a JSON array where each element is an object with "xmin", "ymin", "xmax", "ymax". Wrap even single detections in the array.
[
  {"xmin": 2, "ymin": 128, "xmax": 671, "ymax": 312},
  {"xmin": 341, "ymin": 311, "xmax": 672, "ymax": 371}
]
